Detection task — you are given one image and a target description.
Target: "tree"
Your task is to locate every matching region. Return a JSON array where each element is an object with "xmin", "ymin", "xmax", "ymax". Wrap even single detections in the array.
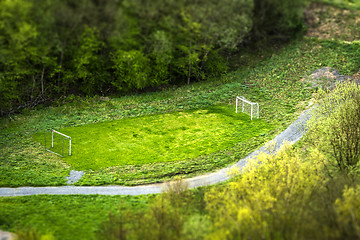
[
  {"xmin": 0, "ymin": 0, "xmax": 41, "ymax": 111},
  {"xmin": 172, "ymin": 10, "xmax": 204, "ymax": 85},
  {"xmin": 252, "ymin": 0, "xmax": 308, "ymax": 40},
  {"xmin": 307, "ymin": 82, "xmax": 360, "ymax": 173},
  {"xmin": 72, "ymin": 26, "xmax": 107, "ymax": 95},
  {"xmin": 149, "ymin": 30, "xmax": 173, "ymax": 85},
  {"xmin": 185, "ymin": 0, "xmax": 253, "ymax": 49},
  {"xmin": 111, "ymin": 50, "xmax": 151, "ymax": 91}
]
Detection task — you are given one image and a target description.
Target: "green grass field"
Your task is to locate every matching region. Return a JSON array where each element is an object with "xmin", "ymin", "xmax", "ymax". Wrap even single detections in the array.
[{"xmin": 34, "ymin": 105, "xmax": 272, "ymax": 170}]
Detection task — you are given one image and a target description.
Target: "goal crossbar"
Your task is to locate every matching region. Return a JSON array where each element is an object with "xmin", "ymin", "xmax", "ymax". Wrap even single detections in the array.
[
  {"xmin": 45, "ymin": 129, "xmax": 72, "ymax": 157},
  {"xmin": 236, "ymin": 96, "xmax": 259, "ymax": 120}
]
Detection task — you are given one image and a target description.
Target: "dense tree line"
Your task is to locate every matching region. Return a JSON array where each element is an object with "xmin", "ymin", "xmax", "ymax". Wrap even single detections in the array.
[{"xmin": 0, "ymin": 0, "xmax": 308, "ymax": 114}]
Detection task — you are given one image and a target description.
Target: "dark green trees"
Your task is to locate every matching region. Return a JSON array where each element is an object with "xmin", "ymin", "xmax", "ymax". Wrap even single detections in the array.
[{"xmin": 0, "ymin": 0, "xmax": 308, "ymax": 114}]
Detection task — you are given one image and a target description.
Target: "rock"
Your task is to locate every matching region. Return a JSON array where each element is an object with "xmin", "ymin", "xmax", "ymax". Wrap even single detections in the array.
[
  {"xmin": 0, "ymin": 230, "xmax": 16, "ymax": 240},
  {"xmin": 303, "ymin": 67, "xmax": 353, "ymax": 90},
  {"xmin": 65, "ymin": 170, "xmax": 85, "ymax": 185},
  {"xmin": 99, "ymin": 96, "xmax": 110, "ymax": 101}
]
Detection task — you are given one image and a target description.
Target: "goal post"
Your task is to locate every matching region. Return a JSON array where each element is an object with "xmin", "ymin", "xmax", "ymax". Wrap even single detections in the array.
[
  {"xmin": 236, "ymin": 96, "xmax": 259, "ymax": 120},
  {"xmin": 44, "ymin": 129, "xmax": 72, "ymax": 157}
]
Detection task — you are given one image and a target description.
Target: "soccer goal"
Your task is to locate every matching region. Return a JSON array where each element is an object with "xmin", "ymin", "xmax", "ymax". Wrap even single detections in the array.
[
  {"xmin": 45, "ymin": 129, "xmax": 72, "ymax": 157},
  {"xmin": 236, "ymin": 96, "xmax": 259, "ymax": 120}
]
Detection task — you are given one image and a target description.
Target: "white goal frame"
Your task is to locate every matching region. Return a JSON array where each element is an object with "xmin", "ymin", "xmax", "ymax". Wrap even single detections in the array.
[
  {"xmin": 45, "ymin": 129, "xmax": 72, "ymax": 157},
  {"xmin": 236, "ymin": 96, "xmax": 259, "ymax": 120}
]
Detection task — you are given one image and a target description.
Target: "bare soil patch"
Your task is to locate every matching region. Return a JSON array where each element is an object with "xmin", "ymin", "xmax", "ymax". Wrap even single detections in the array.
[{"xmin": 304, "ymin": 2, "xmax": 360, "ymax": 41}]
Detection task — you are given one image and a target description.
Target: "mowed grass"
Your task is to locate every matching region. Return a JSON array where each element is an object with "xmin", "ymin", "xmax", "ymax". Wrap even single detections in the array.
[{"xmin": 34, "ymin": 105, "xmax": 272, "ymax": 170}]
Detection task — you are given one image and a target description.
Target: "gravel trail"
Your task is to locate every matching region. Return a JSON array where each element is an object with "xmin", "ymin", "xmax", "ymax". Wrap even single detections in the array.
[{"xmin": 0, "ymin": 109, "xmax": 312, "ymax": 197}]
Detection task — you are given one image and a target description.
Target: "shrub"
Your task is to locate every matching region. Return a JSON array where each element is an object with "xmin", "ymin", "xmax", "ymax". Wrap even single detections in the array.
[
  {"xmin": 252, "ymin": 0, "xmax": 309, "ymax": 40},
  {"xmin": 307, "ymin": 82, "xmax": 360, "ymax": 173},
  {"xmin": 335, "ymin": 185, "xmax": 360, "ymax": 239},
  {"xmin": 98, "ymin": 180, "xmax": 190, "ymax": 240},
  {"xmin": 205, "ymin": 143, "xmax": 327, "ymax": 239},
  {"xmin": 97, "ymin": 209, "xmax": 135, "ymax": 240},
  {"xmin": 16, "ymin": 228, "xmax": 54, "ymax": 240}
]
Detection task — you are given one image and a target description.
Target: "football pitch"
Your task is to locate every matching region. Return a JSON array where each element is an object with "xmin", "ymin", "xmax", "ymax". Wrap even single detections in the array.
[{"xmin": 34, "ymin": 105, "xmax": 273, "ymax": 170}]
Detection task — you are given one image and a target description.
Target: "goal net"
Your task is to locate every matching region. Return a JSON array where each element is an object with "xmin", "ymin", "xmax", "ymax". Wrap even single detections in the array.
[
  {"xmin": 45, "ymin": 129, "xmax": 72, "ymax": 157},
  {"xmin": 236, "ymin": 96, "xmax": 259, "ymax": 120}
]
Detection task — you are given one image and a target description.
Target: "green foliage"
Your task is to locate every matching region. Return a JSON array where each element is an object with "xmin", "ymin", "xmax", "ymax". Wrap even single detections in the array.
[
  {"xmin": 73, "ymin": 26, "xmax": 107, "ymax": 95},
  {"xmin": 203, "ymin": 50, "xmax": 229, "ymax": 80},
  {"xmin": 252, "ymin": 0, "xmax": 309, "ymax": 40},
  {"xmin": 0, "ymin": 0, "xmax": 313, "ymax": 111},
  {"xmin": 0, "ymin": 0, "xmax": 246, "ymax": 110},
  {"xmin": 0, "ymin": 0, "xmax": 38, "ymax": 109},
  {"xmin": 205, "ymin": 144, "xmax": 327, "ymax": 239},
  {"xmin": 185, "ymin": 0, "xmax": 253, "ymax": 49},
  {"xmin": 16, "ymin": 229, "xmax": 54, "ymax": 240},
  {"xmin": 149, "ymin": 30, "xmax": 173, "ymax": 85},
  {"xmin": 335, "ymin": 185, "xmax": 360, "ymax": 238},
  {"xmin": 0, "ymin": 75, "xmax": 20, "ymax": 110},
  {"xmin": 97, "ymin": 180, "xmax": 194, "ymax": 240},
  {"xmin": 306, "ymin": 82, "xmax": 360, "ymax": 173},
  {"xmin": 182, "ymin": 214, "xmax": 211, "ymax": 240},
  {"xmin": 111, "ymin": 50, "xmax": 151, "ymax": 91},
  {"xmin": 137, "ymin": 196, "xmax": 185, "ymax": 239}
]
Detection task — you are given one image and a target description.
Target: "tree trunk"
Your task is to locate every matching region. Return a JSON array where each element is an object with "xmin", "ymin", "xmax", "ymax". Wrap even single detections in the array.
[
  {"xmin": 187, "ymin": 41, "xmax": 191, "ymax": 85},
  {"xmin": 32, "ymin": 75, "xmax": 36, "ymax": 99},
  {"xmin": 40, "ymin": 66, "xmax": 45, "ymax": 95}
]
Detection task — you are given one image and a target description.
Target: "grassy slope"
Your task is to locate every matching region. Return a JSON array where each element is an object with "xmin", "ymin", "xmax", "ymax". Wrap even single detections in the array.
[{"xmin": 0, "ymin": 1, "xmax": 360, "ymax": 239}]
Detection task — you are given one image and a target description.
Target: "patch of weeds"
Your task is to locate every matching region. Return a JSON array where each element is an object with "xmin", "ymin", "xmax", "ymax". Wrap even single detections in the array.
[
  {"xmin": 0, "ymin": 141, "xmax": 69, "ymax": 187},
  {"xmin": 313, "ymin": 0, "xmax": 360, "ymax": 10},
  {"xmin": 306, "ymin": 2, "xmax": 360, "ymax": 41}
]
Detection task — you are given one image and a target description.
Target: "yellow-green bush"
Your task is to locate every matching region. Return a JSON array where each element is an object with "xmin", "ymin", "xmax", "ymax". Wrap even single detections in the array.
[
  {"xmin": 335, "ymin": 186, "xmax": 360, "ymax": 239},
  {"xmin": 205, "ymin": 143, "xmax": 327, "ymax": 240}
]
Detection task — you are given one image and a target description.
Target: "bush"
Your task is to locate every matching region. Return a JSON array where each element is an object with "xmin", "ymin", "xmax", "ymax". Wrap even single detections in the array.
[
  {"xmin": 98, "ymin": 180, "xmax": 191, "ymax": 240},
  {"xmin": 252, "ymin": 0, "xmax": 309, "ymax": 40},
  {"xmin": 205, "ymin": 143, "xmax": 327, "ymax": 239},
  {"xmin": 335, "ymin": 186, "xmax": 360, "ymax": 239},
  {"xmin": 16, "ymin": 228, "xmax": 54, "ymax": 240},
  {"xmin": 307, "ymin": 82, "xmax": 360, "ymax": 173}
]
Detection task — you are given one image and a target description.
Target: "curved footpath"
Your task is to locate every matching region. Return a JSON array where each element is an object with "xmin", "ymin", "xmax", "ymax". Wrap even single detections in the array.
[{"xmin": 0, "ymin": 109, "xmax": 312, "ymax": 197}]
